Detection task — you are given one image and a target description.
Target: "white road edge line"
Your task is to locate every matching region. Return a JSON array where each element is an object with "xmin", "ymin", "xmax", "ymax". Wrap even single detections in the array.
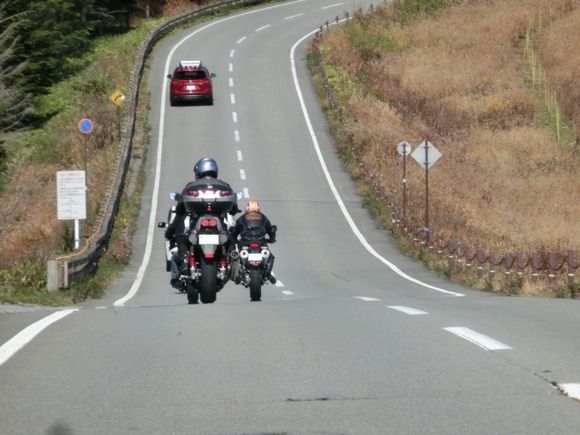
[
  {"xmin": 444, "ymin": 327, "xmax": 512, "ymax": 351},
  {"xmin": 290, "ymin": 27, "xmax": 464, "ymax": 297},
  {"xmin": 0, "ymin": 309, "xmax": 78, "ymax": 367}
]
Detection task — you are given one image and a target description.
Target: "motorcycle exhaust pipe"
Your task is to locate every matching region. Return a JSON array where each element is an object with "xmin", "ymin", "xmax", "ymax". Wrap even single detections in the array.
[
  {"xmin": 261, "ymin": 249, "xmax": 270, "ymax": 259},
  {"xmin": 229, "ymin": 250, "xmax": 240, "ymax": 260},
  {"xmin": 240, "ymin": 249, "xmax": 249, "ymax": 259}
]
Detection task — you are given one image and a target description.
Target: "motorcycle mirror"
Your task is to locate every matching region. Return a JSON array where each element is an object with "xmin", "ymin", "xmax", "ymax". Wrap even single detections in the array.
[
  {"xmin": 236, "ymin": 191, "xmax": 243, "ymax": 200},
  {"xmin": 169, "ymin": 192, "xmax": 181, "ymax": 201}
]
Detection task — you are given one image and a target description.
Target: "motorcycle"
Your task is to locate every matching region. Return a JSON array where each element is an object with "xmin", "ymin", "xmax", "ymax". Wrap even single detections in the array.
[
  {"xmin": 158, "ymin": 189, "xmax": 241, "ymax": 304},
  {"xmin": 233, "ymin": 228, "xmax": 276, "ymax": 302}
]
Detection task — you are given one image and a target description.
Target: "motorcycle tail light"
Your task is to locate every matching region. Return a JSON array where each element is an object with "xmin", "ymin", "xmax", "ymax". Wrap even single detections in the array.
[
  {"xmin": 249, "ymin": 242, "xmax": 260, "ymax": 249},
  {"xmin": 201, "ymin": 218, "xmax": 217, "ymax": 227},
  {"xmin": 188, "ymin": 254, "xmax": 195, "ymax": 267}
]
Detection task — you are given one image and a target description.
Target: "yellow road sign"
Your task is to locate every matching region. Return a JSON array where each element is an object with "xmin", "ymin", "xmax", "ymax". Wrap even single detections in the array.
[{"xmin": 109, "ymin": 90, "xmax": 126, "ymax": 106}]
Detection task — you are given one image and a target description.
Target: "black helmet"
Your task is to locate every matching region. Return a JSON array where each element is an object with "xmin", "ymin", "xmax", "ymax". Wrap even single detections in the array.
[{"xmin": 194, "ymin": 157, "xmax": 218, "ymax": 179}]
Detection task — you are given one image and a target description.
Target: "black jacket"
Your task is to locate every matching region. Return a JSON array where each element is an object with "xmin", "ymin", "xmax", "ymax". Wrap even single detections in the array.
[{"xmin": 230, "ymin": 211, "xmax": 276, "ymax": 245}]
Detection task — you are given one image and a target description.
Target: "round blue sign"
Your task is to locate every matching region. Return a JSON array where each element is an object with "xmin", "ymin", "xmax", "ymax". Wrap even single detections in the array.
[{"xmin": 78, "ymin": 118, "xmax": 93, "ymax": 134}]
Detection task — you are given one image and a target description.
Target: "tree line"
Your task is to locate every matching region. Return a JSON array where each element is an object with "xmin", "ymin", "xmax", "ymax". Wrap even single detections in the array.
[{"xmin": 0, "ymin": 0, "xmax": 169, "ymax": 167}]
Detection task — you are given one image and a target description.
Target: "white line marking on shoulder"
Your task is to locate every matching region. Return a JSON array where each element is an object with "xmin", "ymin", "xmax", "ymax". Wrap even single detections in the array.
[{"xmin": 444, "ymin": 327, "xmax": 512, "ymax": 351}]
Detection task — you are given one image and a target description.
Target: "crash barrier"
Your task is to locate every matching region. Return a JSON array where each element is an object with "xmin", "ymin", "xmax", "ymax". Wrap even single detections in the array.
[
  {"xmin": 47, "ymin": 0, "xmax": 265, "ymax": 290},
  {"xmin": 310, "ymin": 7, "xmax": 579, "ymax": 294}
]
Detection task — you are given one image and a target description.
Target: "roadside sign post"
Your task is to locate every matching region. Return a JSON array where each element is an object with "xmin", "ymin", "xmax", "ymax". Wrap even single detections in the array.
[
  {"xmin": 397, "ymin": 141, "xmax": 412, "ymax": 224},
  {"xmin": 109, "ymin": 90, "xmax": 125, "ymax": 140},
  {"xmin": 411, "ymin": 139, "xmax": 442, "ymax": 231},
  {"xmin": 78, "ymin": 118, "xmax": 93, "ymax": 175},
  {"xmin": 57, "ymin": 170, "xmax": 87, "ymax": 249}
]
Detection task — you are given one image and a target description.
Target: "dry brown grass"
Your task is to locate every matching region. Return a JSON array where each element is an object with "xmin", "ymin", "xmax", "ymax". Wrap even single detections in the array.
[{"xmin": 319, "ymin": 0, "xmax": 580, "ymax": 259}]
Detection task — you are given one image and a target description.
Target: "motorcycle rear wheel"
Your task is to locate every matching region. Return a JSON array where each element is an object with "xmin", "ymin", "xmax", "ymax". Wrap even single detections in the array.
[
  {"xmin": 249, "ymin": 269, "xmax": 262, "ymax": 302},
  {"xmin": 199, "ymin": 256, "xmax": 217, "ymax": 303}
]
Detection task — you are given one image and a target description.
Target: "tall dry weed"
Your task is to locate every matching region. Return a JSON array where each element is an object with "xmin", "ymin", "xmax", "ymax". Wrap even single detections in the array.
[{"xmin": 320, "ymin": 0, "xmax": 580, "ymax": 257}]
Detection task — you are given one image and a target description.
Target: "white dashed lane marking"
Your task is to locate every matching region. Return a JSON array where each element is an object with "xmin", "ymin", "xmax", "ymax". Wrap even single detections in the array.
[{"xmin": 388, "ymin": 306, "xmax": 428, "ymax": 315}]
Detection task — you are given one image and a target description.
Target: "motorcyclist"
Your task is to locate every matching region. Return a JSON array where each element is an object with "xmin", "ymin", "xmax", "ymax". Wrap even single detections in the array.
[
  {"xmin": 229, "ymin": 200, "xmax": 277, "ymax": 284},
  {"xmin": 165, "ymin": 157, "xmax": 240, "ymax": 288}
]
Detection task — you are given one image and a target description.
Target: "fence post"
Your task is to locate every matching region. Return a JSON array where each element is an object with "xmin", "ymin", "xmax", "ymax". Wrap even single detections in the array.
[
  {"xmin": 47, "ymin": 259, "xmax": 68, "ymax": 291},
  {"xmin": 466, "ymin": 247, "xmax": 473, "ymax": 273},
  {"xmin": 477, "ymin": 248, "xmax": 484, "ymax": 279},
  {"xmin": 517, "ymin": 252, "xmax": 524, "ymax": 280},
  {"xmin": 532, "ymin": 252, "xmax": 540, "ymax": 283},
  {"xmin": 437, "ymin": 236, "xmax": 444, "ymax": 259},
  {"xmin": 548, "ymin": 252, "xmax": 556, "ymax": 284},
  {"xmin": 489, "ymin": 251, "xmax": 496, "ymax": 282},
  {"xmin": 448, "ymin": 240, "xmax": 455, "ymax": 272},
  {"xmin": 505, "ymin": 252, "xmax": 513, "ymax": 282},
  {"xmin": 568, "ymin": 250, "xmax": 576, "ymax": 285},
  {"xmin": 427, "ymin": 230, "xmax": 434, "ymax": 254}
]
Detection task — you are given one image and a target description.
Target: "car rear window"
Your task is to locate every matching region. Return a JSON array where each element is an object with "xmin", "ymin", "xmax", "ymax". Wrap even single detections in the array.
[{"xmin": 175, "ymin": 70, "xmax": 207, "ymax": 80}]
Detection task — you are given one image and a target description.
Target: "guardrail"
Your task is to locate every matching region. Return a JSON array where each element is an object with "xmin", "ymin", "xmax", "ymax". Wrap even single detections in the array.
[{"xmin": 47, "ymin": 0, "xmax": 266, "ymax": 290}]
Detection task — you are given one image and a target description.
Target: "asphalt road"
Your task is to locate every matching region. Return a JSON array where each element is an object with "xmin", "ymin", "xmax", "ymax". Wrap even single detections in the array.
[{"xmin": 2, "ymin": 1, "xmax": 580, "ymax": 434}]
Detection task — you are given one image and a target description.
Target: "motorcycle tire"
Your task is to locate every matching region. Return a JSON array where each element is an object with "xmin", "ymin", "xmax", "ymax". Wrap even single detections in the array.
[
  {"xmin": 199, "ymin": 256, "xmax": 217, "ymax": 304},
  {"xmin": 249, "ymin": 269, "xmax": 262, "ymax": 302},
  {"xmin": 185, "ymin": 282, "xmax": 198, "ymax": 304}
]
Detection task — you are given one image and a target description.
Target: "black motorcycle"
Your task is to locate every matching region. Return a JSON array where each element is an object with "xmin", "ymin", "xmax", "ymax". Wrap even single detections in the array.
[
  {"xmin": 159, "ymin": 189, "xmax": 240, "ymax": 304},
  {"xmin": 233, "ymin": 227, "xmax": 276, "ymax": 302}
]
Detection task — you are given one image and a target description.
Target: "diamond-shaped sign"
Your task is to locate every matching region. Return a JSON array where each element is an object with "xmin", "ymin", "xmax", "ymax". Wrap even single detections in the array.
[{"xmin": 411, "ymin": 139, "xmax": 442, "ymax": 169}]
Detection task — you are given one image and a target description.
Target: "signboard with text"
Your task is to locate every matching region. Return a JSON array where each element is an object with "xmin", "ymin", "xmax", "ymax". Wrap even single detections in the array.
[{"xmin": 57, "ymin": 170, "xmax": 87, "ymax": 220}]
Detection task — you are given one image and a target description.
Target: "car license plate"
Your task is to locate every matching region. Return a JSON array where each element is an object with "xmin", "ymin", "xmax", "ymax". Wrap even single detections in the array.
[
  {"xmin": 248, "ymin": 253, "xmax": 262, "ymax": 262},
  {"xmin": 186, "ymin": 85, "xmax": 197, "ymax": 90},
  {"xmin": 199, "ymin": 234, "xmax": 219, "ymax": 245}
]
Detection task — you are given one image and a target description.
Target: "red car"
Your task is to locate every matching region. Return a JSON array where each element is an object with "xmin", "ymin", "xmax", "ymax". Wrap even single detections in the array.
[{"xmin": 167, "ymin": 60, "xmax": 215, "ymax": 106}]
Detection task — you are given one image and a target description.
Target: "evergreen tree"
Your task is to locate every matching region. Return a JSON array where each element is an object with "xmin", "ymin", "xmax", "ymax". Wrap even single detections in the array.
[
  {"xmin": 0, "ymin": 7, "xmax": 33, "ymax": 132},
  {"xmin": 0, "ymin": 6, "xmax": 34, "ymax": 169},
  {"xmin": 15, "ymin": 0, "xmax": 97, "ymax": 92}
]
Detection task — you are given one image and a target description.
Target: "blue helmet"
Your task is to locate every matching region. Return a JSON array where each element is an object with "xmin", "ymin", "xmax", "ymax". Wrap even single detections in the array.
[{"xmin": 194, "ymin": 157, "xmax": 218, "ymax": 179}]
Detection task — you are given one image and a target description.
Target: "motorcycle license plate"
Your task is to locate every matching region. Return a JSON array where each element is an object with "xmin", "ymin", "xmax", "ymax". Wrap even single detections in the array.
[
  {"xmin": 248, "ymin": 253, "xmax": 262, "ymax": 262},
  {"xmin": 199, "ymin": 234, "xmax": 219, "ymax": 245}
]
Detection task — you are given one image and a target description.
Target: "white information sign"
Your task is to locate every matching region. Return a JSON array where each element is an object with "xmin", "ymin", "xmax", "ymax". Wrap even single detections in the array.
[
  {"xmin": 57, "ymin": 170, "xmax": 87, "ymax": 220},
  {"xmin": 411, "ymin": 139, "xmax": 442, "ymax": 169}
]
